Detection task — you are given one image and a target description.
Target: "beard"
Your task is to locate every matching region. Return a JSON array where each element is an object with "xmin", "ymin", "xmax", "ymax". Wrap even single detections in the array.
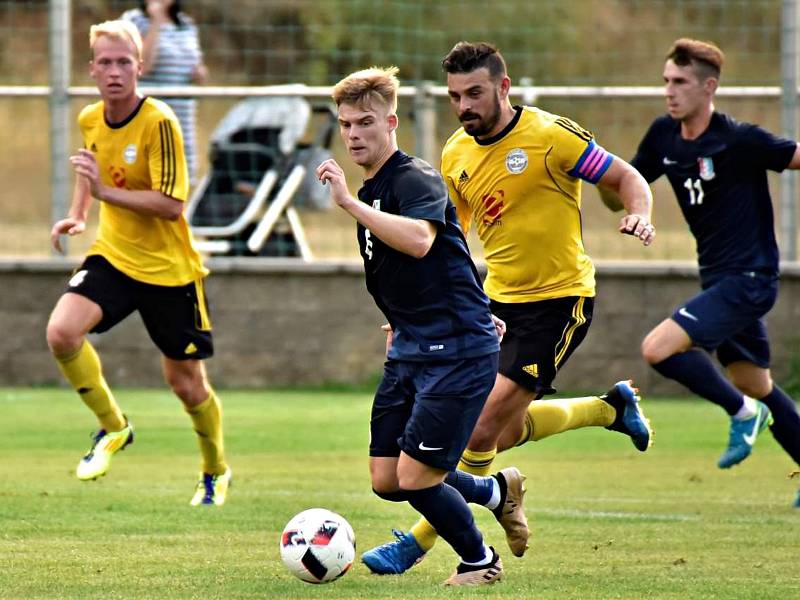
[{"xmin": 460, "ymin": 94, "xmax": 502, "ymax": 138}]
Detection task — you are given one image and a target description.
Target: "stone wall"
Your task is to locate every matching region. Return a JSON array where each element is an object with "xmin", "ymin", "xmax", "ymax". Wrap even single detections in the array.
[{"xmin": 3, "ymin": 258, "xmax": 800, "ymax": 395}]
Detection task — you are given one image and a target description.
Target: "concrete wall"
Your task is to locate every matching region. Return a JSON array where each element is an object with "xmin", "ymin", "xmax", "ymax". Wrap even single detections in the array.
[{"xmin": 3, "ymin": 258, "xmax": 800, "ymax": 395}]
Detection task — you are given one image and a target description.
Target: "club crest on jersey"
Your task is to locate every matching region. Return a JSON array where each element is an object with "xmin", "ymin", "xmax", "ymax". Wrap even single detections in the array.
[
  {"xmin": 698, "ymin": 156, "xmax": 715, "ymax": 181},
  {"xmin": 505, "ymin": 148, "xmax": 528, "ymax": 174},
  {"xmin": 372, "ymin": 199, "xmax": 381, "ymax": 211},
  {"xmin": 123, "ymin": 144, "xmax": 137, "ymax": 165}
]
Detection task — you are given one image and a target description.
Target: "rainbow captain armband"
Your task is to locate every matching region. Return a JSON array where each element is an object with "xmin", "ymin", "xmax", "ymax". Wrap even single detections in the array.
[{"xmin": 568, "ymin": 141, "xmax": 614, "ymax": 184}]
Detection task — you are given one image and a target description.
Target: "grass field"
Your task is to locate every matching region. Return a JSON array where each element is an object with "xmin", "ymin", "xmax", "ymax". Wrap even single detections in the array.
[{"xmin": 1, "ymin": 388, "xmax": 798, "ymax": 599}]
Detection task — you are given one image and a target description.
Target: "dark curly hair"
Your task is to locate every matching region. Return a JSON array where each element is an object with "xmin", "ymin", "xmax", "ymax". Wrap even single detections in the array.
[{"xmin": 441, "ymin": 41, "xmax": 507, "ymax": 80}]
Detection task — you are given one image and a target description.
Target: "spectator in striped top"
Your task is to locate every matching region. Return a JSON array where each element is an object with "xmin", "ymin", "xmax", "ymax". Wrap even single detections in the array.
[{"xmin": 123, "ymin": 1, "xmax": 207, "ymax": 184}]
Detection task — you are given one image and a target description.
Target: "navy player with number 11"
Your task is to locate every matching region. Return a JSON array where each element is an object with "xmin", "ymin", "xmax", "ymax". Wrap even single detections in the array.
[
  {"xmin": 316, "ymin": 66, "xmax": 526, "ymax": 586},
  {"xmin": 611, "ymin": 39, "xmax": 800, "ymax": 494}
]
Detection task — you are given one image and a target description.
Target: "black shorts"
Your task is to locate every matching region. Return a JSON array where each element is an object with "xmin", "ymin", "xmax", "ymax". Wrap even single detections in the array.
[
  {"xmin": 66, "ymin": 255, "xmax": 214, "ymax": 360},
  {"xmin": 491, "ymin": 296, "xmax": 594, "ymax": 395},
  {"xmin": 369, "ymin": 353, "xmax": 499, "ymax": 471}
]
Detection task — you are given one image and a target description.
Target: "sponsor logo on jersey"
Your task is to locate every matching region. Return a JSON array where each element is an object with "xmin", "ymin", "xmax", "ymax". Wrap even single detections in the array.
[
  {"xmin": 698, "ymin": 156, "xmax": 715, "ymax": 181},
  {"xmin": 372, "ymin": 199, "xmax": 381, "ymax": 211},
  {"xmin": 505, "ymin": 148, "xmax": 528, "ymax": 174},
  {"xmin": 109, "ymin": 165, "xmax": 126, "ymax": 188},
  {"xmin": 90, "ymin": 143, "xmax": 98, "ymax": 152},
  {"xmin": 459, "ymin": 170, "xmax": 470, "ymax": 183},
  {"xmin": 123, "ymin": 144, "xmax": 137, "ymax": 165},
  {"xmin": 481, "ymin": 189, "xmax": 505, "ymax": 226}
]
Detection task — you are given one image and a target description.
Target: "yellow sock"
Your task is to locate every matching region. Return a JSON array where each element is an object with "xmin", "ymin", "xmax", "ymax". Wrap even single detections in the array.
[
  {"xmin": 409, "ymin": 518, "xmax": 438, "ymax": 552},
  {"xmin": 458, "ymin": 447, "xmax": 497, "ymax": 476},
  {"xmin": 408, "ymin": 447, "xmax": 498, "ymax": 552},
  {"xmin": 517, "ymin": 396, "xmax": 616, "ymax": 445},
  {"xmin": 185, "ymin": 391, "xmax": 228, "ymax": 475},
  {"xmin": 55, "ymin": 340, "xmax": 125, "ymax": 432}
]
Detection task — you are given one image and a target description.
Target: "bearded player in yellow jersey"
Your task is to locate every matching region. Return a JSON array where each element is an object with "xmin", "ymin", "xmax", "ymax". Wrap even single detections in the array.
[
  {"xmin": 45, "ymin": 20, "xmax": 230, "ymax": 506},
  {"xmin": 362, "ymin": 41, "xmax": 656, "ymax": 574}
]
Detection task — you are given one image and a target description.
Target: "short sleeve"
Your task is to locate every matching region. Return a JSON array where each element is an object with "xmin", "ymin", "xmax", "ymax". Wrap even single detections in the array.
[
  {"xmin": 394, "ymin": 166, "xmax": 448, "ymax": 227},
  {"xmin": 149, "ymin": 117, "xmax": 189, "ymax": 202},
  {"xmin": 552, "ymin": 117, "xmax": 613, "ymax": 184},
  {"xmin": 739, "ymin": 124, "xmax": 797, "ymax": 173}
]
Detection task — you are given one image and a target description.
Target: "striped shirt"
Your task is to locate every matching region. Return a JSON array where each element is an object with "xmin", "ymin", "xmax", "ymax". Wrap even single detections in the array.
[{"xmin": 122, "ymin": 9, "xmax": 203, "ymax": 181}]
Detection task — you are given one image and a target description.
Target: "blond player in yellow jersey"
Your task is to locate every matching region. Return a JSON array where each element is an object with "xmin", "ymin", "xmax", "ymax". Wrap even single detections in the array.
[
  {"xmin": 45, "ymin": 20, "xmax": 230, "ymax": 506},
  {"xmin": 362, "ymin": 41, "xmax": 657, "ymax": 574}
]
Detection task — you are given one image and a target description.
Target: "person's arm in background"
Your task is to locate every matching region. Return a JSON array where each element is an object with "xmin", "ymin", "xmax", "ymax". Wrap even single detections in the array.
[{"xmin": 140, "ymin": 1, "xmax": 170, "ymax": 76}]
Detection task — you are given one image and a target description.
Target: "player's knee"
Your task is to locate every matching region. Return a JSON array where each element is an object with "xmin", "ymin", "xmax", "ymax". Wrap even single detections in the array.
[
  {"xmin": 165, "ymin": 369, "xmax": 208, "ymax": 405},
  {"xmin": 641, "ymin": 334, "xmax": 666, "ymax": 365},
  {"xmin": 45, "ymin": 319, "xmax": 81, "ymax": 356}
]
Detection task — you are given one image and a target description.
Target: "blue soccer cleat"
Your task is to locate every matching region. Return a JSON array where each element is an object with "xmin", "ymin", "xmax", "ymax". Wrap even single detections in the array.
[
  {"xmin": 717, "ymin": 401, "xmax": 772, "ymax": 469},
  {"xmin": 603, "ymin": 380, "xmax": 653, "ymax": 451},
  {"xmin": 361, "ymin": 529, "xmax": 426, "ymax": 575}
]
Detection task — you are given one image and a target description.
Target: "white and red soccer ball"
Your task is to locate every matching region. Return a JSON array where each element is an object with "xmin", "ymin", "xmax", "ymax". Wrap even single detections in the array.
[{"xmin": 279, "ymin": 508, "xmax": 356, "ymax": 584}]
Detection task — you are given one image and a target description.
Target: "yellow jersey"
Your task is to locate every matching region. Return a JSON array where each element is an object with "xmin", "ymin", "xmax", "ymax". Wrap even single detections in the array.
[
  {"xmin": 442, "ymin": 106, "xmax": 614, "ymax": 303},
  {"xmin": 79, "ymin": 97, "xmax": 208, "ymax": 286}
]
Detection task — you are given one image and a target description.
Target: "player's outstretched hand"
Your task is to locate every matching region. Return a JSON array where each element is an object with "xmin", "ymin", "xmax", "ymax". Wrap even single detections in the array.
[
  {"xmin": 619, "ymin": 213, "xmax": 656, "ymax": 246},
  {"xmin": 50, "ymin": 217, "xmax": 86, "ymax": 254}
]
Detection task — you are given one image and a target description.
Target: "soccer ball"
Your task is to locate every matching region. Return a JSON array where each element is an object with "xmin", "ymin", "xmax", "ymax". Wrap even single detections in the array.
[{"xmin": 279, "ymin": 508, "xmax": 356, "ymax": 584}]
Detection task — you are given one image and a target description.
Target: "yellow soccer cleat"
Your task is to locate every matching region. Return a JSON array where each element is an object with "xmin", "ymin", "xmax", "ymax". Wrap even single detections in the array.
[
  {"xmin": 190, "ymin": 467, "xmax": 232, "ymax": 506},
  {"xmin": 76, "ymin": 421, "xmax": 135, "ymax": 481}
]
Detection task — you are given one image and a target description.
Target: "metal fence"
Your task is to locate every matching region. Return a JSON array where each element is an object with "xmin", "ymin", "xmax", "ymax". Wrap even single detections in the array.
[{"xmin": 0, "ymin": 0, "xmax": 797, "ymax": 259}]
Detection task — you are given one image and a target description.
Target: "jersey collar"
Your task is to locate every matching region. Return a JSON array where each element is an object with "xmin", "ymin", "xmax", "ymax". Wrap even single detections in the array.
[
  {"xmin": 104, "ymin": 96, "xmax": 147, "ymax": 129},
  {"xmin": 474, "ymin": 105, "xmax": 523, "ymax": 146}
]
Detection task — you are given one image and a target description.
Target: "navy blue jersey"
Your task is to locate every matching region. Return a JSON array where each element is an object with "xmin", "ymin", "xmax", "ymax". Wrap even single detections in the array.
[
  {"xmin": 631, "ymin": 112, "xmax": 796, "ymax": 284},
  {"xmin": 356, "ymin": 150, "xmax": 500, "ymax": 361}
]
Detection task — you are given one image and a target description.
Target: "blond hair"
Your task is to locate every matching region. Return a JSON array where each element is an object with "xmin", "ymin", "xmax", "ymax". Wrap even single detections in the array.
[
  {"xmin": 89, "ymin": 20, "xmax": 143, "ymax": 59},
  {"xmin": 331, "ymin": 66, "xmax": 399, "ymax": 114}
]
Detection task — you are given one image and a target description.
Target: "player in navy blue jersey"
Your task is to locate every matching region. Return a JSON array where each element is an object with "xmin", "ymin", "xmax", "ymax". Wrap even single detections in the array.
[
  {"xmin": 316, "ymin": 66, "xmax": 530, "ymax": 585},
  {"xmin": 604, "ymin": 39, "xmax": 800, "ymax": 500}
]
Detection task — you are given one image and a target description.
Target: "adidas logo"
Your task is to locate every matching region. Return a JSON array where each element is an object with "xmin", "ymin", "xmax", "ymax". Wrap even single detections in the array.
[
  {"xmin": 459, "ymin": 170, "xmax": 470, "ymax": 183},
  {"xmin": 522, "ymin": 364, "xmax": 538, "ymax": 377},
  {"xmin": 90, "ymin": 143, "xmax": 98, "ymax": 152},
  {"xmin": 184, "ymin": 342, "xmax": 198, "ymax": 355}
]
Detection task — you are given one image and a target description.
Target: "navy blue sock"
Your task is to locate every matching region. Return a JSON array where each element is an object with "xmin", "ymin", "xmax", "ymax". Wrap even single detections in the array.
[
  {"xmin": 760, "ymin": 385, "xmax": 800, "ymax": 466},
  {"xmin": 444, "ymin": 470, "xmax": 496, "ymax": 506},
  {"xmin": 404, "ymin": 483, "xmax": 485, "ymax": 563},
  {"xmin": 652, "ymin": 349, "xmax": 744, "ymax": 415}
]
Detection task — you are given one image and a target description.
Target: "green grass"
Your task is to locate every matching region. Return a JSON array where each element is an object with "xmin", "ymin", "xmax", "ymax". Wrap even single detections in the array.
[{"xmin": 0, "ymin": 388, "xmax": 797, "ymax": 599}]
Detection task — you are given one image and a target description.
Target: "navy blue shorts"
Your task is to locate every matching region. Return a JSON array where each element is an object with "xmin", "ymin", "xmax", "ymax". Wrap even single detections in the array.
[
  {"xmin": 672, "ymin": 272, "xmax": 778, "ymax": 368},
  {"xmin": 369, "ymin": 352, "xmax": 499, "ymax": 471}
]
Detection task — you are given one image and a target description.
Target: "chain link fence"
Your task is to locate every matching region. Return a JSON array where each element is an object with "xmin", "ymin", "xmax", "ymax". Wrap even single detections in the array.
[{"xmin": 0, "ymin": 0, "xmax": 796, "ymax": 259}]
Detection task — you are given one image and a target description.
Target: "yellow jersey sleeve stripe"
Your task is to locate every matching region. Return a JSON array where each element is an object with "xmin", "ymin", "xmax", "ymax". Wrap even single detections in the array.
[
  {"xmin": 554, "ymin": 117, "xmax": 593, "ymax": 143},
  {"xmin": 554, "ymin": 297, "xmax": 588, "ymax": 367}
]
